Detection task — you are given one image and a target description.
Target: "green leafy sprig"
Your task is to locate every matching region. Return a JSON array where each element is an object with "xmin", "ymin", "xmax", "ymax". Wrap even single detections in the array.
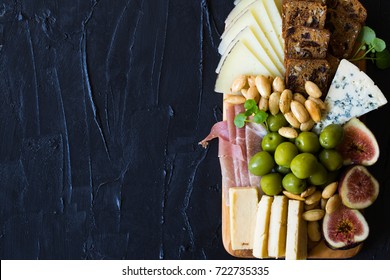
[
  {"xmin": 234, "ymin": 99, "xmax": 268, "ymax": 128},
  {"xmin": 351, "ymin": 26, "xmax": 390, "ymax": 69}
]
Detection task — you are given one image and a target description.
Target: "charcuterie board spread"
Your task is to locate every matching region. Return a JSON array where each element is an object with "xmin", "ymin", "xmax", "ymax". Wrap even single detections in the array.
[{"xmin": 200, "ymin": 0, "xmax": 389, "ymax": 259}]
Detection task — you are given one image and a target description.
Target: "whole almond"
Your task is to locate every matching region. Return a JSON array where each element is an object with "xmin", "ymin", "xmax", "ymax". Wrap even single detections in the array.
[
  {"xmin": 278, "ymin": 127, "xmax": 298, "ymax": 139},
  {"xmin": 258, "ymin": 96, "xmax": 269, "ymax": 111},
  {"xmin": 224, "ymin": 94, "xmax": 246, "ymax": 105},
  {"xmin": 322, "ymin": 182, "xmax": 338, "ymax": 199},
  {"xmin": 291, "ymin": 100, "xmax": 311, "ymax": 123},
  {"xmin": 272, "ymin": 76, "xmax": 285, "ymax": 92},
  {"xmin": 284, "ymin": 112, "xmax": 301, "ymax": 128},
  {"xmin": 293, "ymin": 92, "xmax": 307, "ymax": 105},
  {"xmin": 307, "ymin": 221, "xmax": 322, "ymax": 242},
  {"xmin": 302, "ymin": 209, "xmax": 325, "ymax": 221},
  {"xmin": 305, "ymin": 190, "xmax": 322, "ymax": 205},
  {"xmin": 300, "ymin": 119, "xmax": 315, "ymax": 132},
  {"xmin": 325, "ymin": 194, "xmax": 342, "ymax": 214},
  {"xmin": 305, "ymin": 81, "xmax": 322, "ymax": 98},
  {"xmin": 279, "ymin": 89, "xmax": 293, "ymax": 114},
  {"xmin": 301, "ymin": 186, "xmax": 317, "ymax": 198},
  {"xmin": 283, "ymin": 191, "xmax": 305, "ymax": 201},
  {"xmin": 248, "ymin": 76, "xmax": 256, "ymax": 88},
  {"xmin": 255, "ymin": 75, "xmax": 271, "ymax": 98},
  {"xmin": 308, "ymin": 96, "xmax": 326, "ymax": 111},
  {"xmin": 243, "ymin": 86, "xmax": 260, "ymax": 103},
  {"xmin": 305, "ymin": 99, "xmax": 322, "ymax": 123},
  {"xmin": 231, "ymin": 75, "xmax": 247, "ymax": 93},
  {"xmin": 305, "ymin": 201, "xmax": 320, "ymax": 210},
  {"xmin": 269, "ymin": 91, "xmax": 281, "ymax": 115}
]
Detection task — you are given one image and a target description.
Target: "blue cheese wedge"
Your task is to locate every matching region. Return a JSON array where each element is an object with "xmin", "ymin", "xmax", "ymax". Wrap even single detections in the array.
[
  {"xmin": 285, "ymin": 200, "xmax": 307, "ymax": 260},
  {"xmin": 314, "ymin": 59, "xmax": 388, "ymax": 133},
  {"xmin": 229, "ymin": 187, "xmax": 259, "ymax": 250},
  {"xmin": 267, "ymin": 195, "xmax": 288, "ymax": 258},
  {"xmin": 252, "ymin": 195, "xmax": 273, "ymax": 259}
]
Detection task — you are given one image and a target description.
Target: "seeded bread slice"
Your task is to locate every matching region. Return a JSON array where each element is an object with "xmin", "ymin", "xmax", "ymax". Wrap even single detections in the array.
[
  {"xmin": 285, "ymin": 58, "xmax": 330, "ymax": 93},
  {"xmin": 327, "ymin": 0, "xmax": 367, "ymax": 23},
  {"xmin": 285, "ymin": 26, "xmax": 330, "ymax": 59},
  {"xmin": 282, "ymin": 1, "xmax": 327, "ymax": 34},
  {"xmin": 326, "ymin": 53, "xmax": 341, "ymax": 81},
  {"xmin": 326, "ymin": 9, "xmax": 362, "ymax": 58}
]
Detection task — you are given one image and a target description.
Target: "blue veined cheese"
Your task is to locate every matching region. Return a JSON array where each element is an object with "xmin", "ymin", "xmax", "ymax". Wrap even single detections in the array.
[{"xmin": 314, "ymin": 59, "xmax": 388, "ymax": 133}]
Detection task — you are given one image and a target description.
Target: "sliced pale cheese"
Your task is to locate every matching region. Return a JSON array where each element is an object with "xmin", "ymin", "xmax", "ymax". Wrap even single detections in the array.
[
  {"xmin": 268, "ymin": 195, "xmax": 288, "ymax": 258},
  {"xmin": 229, "ymin": 187, "xmax": 259, "ymax": 250},
  {"xmin": 221, "ymin": 1, "xmax": 284, "ymax": 65},
  {"xmin": 216, "ymin": 27, "xmax": 282, "ymax": 77},
  {"xmin": 263, "ymin": 0, "xmax": 284, "ymax": 48},
  {"xmin": 215, "ymin": 41, "xmax": 271, "ymax": 93},
  {"xmin": 219, "ymin": 10, "xmax": 284, "ymax": 75},
  {"xmin": 285, "ymin": 200, "xmax": 307, "ymax": 260},
  {"xmin": 252, "ymin": 195, "xmax": 273, "ymax": 259},
  {"xmin": 225, "ymin": 0, "xmax": 257, "ymax": 27},
  {"xmin": 314, "ymin": 59, "xmax": 388, "ymax": 133}
]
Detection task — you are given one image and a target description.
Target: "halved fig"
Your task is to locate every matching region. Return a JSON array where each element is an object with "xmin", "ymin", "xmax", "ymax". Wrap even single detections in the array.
[
  {"xmin": 323, "ymin": 206, "xmax": 369, "ymax": 249},
  {"xmin": 339, "ymin": 165, "xmax": 379, "ymax": 209},
  {"xmin": 338, "ymin": 118, "xmax": 379, "ymax": 166}
]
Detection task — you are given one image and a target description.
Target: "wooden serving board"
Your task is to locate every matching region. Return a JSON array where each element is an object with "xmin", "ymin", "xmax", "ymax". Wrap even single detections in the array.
[{"xmin": 221, "ymin": 60, "xmax": 366, "ymax": 259}]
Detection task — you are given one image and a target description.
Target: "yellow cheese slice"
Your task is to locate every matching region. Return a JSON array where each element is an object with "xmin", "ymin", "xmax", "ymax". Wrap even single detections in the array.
[
  {"xmin": 215, "ymin": 41, "xmax": 271, "ymax": 94},
  {"xmin": 285, "ymin": 199, "xmax": 308, "ymax": 260},
  {"xmin": 229, "ymin": 187, "xmax": 259, "ymax": 250},
  {"xmin": 267, "ymin": 195, "xmax": 288, "ymax": 258},
  {"xmin": 252, "ymin": 195, "xmax": 273, "ymax": 259},
  {"xmin": 219, "ymin": 10, "xmax": 284, "ymax": 76},
  {"xmin": 216, "ymin": 27, "xmax": 282, "ymax": 77}
]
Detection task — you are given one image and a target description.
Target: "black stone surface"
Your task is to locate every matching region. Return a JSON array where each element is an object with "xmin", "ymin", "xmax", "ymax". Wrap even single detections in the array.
[{"xmin": 0, "ymin": 0, "xmax": 389, "ymax": 260}]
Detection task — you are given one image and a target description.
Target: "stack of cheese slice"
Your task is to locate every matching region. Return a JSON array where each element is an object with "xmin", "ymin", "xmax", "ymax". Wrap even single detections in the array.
[{"xmin": 215, "ymin": 0, "xmax": 285, "ymax": 94}]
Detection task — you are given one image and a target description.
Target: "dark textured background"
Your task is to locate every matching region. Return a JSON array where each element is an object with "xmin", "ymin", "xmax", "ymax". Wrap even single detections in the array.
[{"xmin": 0, "ymin": 0, "xmax": 389, "ymax": 260}]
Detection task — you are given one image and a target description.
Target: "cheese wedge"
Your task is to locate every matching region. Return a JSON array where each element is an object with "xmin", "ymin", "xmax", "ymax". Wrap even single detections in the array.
[
  {"xmin": 215, "ymin": 41, "xmax": 270, "ymax": 93},
  {"xmin": 313, "ymin": 59, "xmax": 388, "ymax": 133},
  {"xmin": 267, "ymin": 195, "xmax": 288, "ymax": 258},
  {"xmin": 221, "ymin": 1, "xmax": 284, "ymax": 65},
  {"xmin": 252, "ymin": 195, "xmax": 273, "ymax": 259},
  {"xmin": 262, "ymin": 0, "xmax": 284, "ymax": 48},
  {"xmin": 216, "ymin": 27, "xmax": 282, "ymax": 77},
  {"xmin": 229, "ymin": 187, "xmax": 259, "ymax": 250},
  {"xmin": 225, "ymin": 0, "xmax": 257, "ymax": 27},
  {"xmin": 219, "ymin": 10, "xmax": 284, "ymax": 76},
  {"xmin": 285, "ymin": 200, "xmax": 307, "ymax": 260}
]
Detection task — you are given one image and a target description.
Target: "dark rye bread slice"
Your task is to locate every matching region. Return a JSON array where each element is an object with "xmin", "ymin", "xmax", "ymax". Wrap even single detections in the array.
[
  {"xmin": 285, "ymin": 59, "xmax": 330, "ymax": 93},
  {"xmin": 283, "ymin": 0, "xmax": 326, "ymax": 4},
  {"xmin": 326, "ymin": 53, "xmax": 340, "ymax": 81},
  {"xmin": 327, "ymin": 0, "xmax": 367, "ymax": 23},
  {"xmin": 282, "ymin": 1, "xmax": 327, "ymax": 34},
  {"xmin": 326, "ymin": 9, "xmax": 362, "ymax": 58},
  {"xmin": 285, "ymin": 26, "xmax": 330, "ymax": 59}
]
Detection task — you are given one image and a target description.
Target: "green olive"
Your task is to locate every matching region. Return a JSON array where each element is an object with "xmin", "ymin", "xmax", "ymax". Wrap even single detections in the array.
[
  {"xmin": 262, "ymin": 132, "xmax": 285, "ymax": 153},
  {"xmin": 290, "ymin": 153, "xmax": 318, "ymax": 179},
  {"xmin": 267, "ymin": 113, "xmax": 288, "ymax": 132},
  {"xmin": 319, "ymin": 149, "xmax": 343, "ymax": 171},
  {"xmin": 261, "ymin": 173, "xmax": 283, "ymax": 195},
  {"xmin": 295, "ymin": 131, "xmax": 321, "ymax": 153},
  {"xmin": 274, "ymin": 142, "xmax": 298, "ymax": 168},
  {"xmin": 248, "ymin": 151, "xmax": 275, "ymax": 176},
  {"xmin": 282, "ymin": 173, "xmax": 307, "ymax": 195},
  {"xmin": 308, "ymin": 162, "xmax": 328, "ymax": 186},
  {"xmin": 319, "ymin": 124, "xmax": 344, "ymax": 149}
]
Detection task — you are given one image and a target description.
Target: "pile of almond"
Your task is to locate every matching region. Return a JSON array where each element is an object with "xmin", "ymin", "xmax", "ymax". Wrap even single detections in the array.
[{"xmin": 224, "ymin": 75, "xmax": 327, "ymax": 134}]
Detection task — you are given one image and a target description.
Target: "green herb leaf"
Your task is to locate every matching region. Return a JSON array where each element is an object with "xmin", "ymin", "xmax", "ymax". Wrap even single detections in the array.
[
  {"xmin": 372, "ymin": 38, "xmax": 386, "ymax": 52},
  {"xmin": 360, "ymin": 26, "xmax": 376, "ymax": 45},
  {"xmin": 234, "ymin": 113, "xmax": 247, "ymax": 128},
  {"xmin": 253, "ymin": 110, "xmax": 268, "ymax": 124},
  {"xmin": 244, "ymin": 99, "xmax": 257, "ymax": 110},
  {"xmin": 376, "ymin": 49, "xmax": 390, "ymax": 70}
]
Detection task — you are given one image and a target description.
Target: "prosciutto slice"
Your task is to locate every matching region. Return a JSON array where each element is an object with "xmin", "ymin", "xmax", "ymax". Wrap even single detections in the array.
[{"xmin": 199, "ymin": 103, "xmax": 266, "ymax": 203}]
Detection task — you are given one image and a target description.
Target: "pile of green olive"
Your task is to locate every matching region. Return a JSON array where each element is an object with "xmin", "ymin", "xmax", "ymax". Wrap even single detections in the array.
[{"xmin": 248, "ymin": 113, "xmax": 344, "ymax": 196}]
